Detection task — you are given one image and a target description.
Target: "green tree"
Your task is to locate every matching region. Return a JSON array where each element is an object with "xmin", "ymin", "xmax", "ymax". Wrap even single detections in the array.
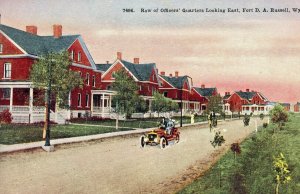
[
  {"xmin": 134, "ymin": 96, "xmax": 148, "ymax": 113},
  {"xmin": 206, "ymin": 94, "xmax": 223, "ymax": 114},
  {"xmin": 111, "ymin": 68, "xmax": 139, "ymax": 120},
  {"xmin": 151, "ymin": 91, "xmax": 178, "ymax": 117},
  {"xmin": 30, "ymin": 51, "xmax": 82, "ymax": 146},
  {"xmin": 270, "ymin": 104, "xmax": 289, "ymax": 132}
]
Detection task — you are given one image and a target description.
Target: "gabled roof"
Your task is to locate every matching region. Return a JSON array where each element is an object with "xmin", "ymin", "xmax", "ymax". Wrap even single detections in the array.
[
  {"xmin": 160, "ymin": 75, "xmax": 189, "ymax": 89},
  {"xmin": 236, "ymin": 91, "xmax": 256, "ymax": 101},
  {"xmin": 0, "ymin": 24, "xmax": 79, "ymax": 56},
  {"xmin": 121, "ymin": 60, "xmax": 156, "ymax": 81},
  {"xmin": 223, "ymin": 94, "xmax": 231, "ymax": 100},
  {"xmin": 96, "ymin": 63, "xmax": 112, "ymax": 72},
  {"xmin": 100, "ymin": 60, "xmax": 157, "ymax": 82},
  {"xmin": 257, "ymin": 92, "xmax": 268, "ymax": 101},
  {"xmin": 280, "ymin": 103, "xmax": 290, "ymax": 106},
  {"xmin": 193, "ymin": 87, "xmax": 216, "ymax": 97}
]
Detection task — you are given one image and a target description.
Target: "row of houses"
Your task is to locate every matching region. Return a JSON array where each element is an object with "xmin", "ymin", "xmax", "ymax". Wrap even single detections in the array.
[{"xmin": 0, "ymin": 23, "xmax": 286, "ymax": 123}]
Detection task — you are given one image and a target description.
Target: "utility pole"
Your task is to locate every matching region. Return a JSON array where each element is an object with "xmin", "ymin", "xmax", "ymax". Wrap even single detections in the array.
[{"xmin": 44, "ymin": 57, "xmax": 52, "ymax": 147}]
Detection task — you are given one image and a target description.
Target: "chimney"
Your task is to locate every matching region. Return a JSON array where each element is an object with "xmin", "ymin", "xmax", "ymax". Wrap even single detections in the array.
[
  {"xmin": 225, "ymin": 92, "xmax": 230, "ymax": 95},
  {"xmin": 246, "ymin": 89, "xmax": 250, "ymax": 92},
  {"xmin": 169, "ymin": 73, "xmax": 173, "ymax": 77},
  {"xmin": 201, "ymin": 84, "xmax": 205, "ymax": 89},
  {"xmin": 175, "ymin": 71, "xmax": 179, "ymax": 77},
  {"xmin": 26, "ymin": 25, "xmax": 37, "ymax": 35},
  {"xmin": 53, "ymin": 24, "xmax": 62, "ymax": 38},
  {"xmin": 117, "ymin": 52, "xmax": 122, "ymax": 60},
  {"xmin": 106, "ymin": 61, "xmax": 109, "ymax": 64},
  {"xmin": 160, "ymin": 71, "xmax": 165, "ymax": 76},
  {"xmin": 134, "ymin": 58, "xmax": 139, "ymax": 64}
]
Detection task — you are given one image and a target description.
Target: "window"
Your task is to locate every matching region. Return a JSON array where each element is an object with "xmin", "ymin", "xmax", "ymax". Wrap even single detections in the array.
[
  {"xmin": 86, "ymin": 73, "xmax": 90, "ymax": 85},
  {"xmin": 2, "ymin": 88, "xmax": 10, "ymax": 99},
  {"xmin": 139, "ymin": 85, "xmax": 142, "ymax": 91},
  {"xmin": 92, "ymin": 75, "xmax": 95, "ymax": 87},
  {"xmin": 107, "ymin": 85, "xmax": 111, "ymax": 90},
  {"xmin": 79, "ymin": 71, "xmax": 82, "ymax": 77},
  {"xmin": 163, "ymin": 91, "xmax": 168, "ymax": 97},
  {"xmin": 85, "ymin": 94, "xmax": 89, "ymax": 107},
  {"xmin": 71, "ymin": 50, "xmax": 75, "ymax": 60},
  {"xmin": 4, "ymin": 63, "xmax": 11, "ymax": 78},
  {"xmin": 0, "ymin": 44, "xmax": 3, "ymax": 53},
  {"xmin": 77, "ymin": 93, "xmax": 81, "ymax": 107},
  {"xmin": 78, "ymin": 51, "xmax": 81, "ymax": 62}
]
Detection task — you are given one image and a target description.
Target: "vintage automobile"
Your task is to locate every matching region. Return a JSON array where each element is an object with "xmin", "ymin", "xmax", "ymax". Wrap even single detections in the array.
[{"xmin": 140, "ymin": 119, "xmax": 180, "ymax": 149}]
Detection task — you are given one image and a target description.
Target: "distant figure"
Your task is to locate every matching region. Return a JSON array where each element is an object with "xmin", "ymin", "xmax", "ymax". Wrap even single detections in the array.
[
  {"xmin": 191, "ymin": 113, "xmax": 195, "ymax": 124},
  {"xmin": 160, "ymin": 117, "xmax": 167, "ymax": 129},
  {"xmin": 208, "ymin": 113, "xmax": 213, "ymax": 132}
]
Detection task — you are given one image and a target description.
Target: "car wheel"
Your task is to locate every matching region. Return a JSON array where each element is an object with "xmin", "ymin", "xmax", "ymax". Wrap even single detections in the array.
[
  {"xmin": 140, "ymin": 135, "xmax": 146, "ymax": 148},
  {"xmin": 175, "ymin": 134, "xmax": 180, "ymax": 143},
  {"xmin": 160, "ymin": 137, "xmax": 167, "ymax": 149}
]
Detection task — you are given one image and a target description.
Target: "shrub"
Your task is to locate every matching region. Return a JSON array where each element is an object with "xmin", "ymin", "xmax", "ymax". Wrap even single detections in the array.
[
  {"xmin": 0, "ymin": 109, "xmax": 13, "ymax": 124},
  {"xmin": 270, "ymin": 104, "xmax": 289, "ymax": 132},
  {"xmin": 260, "ymin": 113, "xmax": 264, "ymax": 120},
  {"xmin": 263, "ymin": 123, "xmax": 268, "ymax": 128},
  {"xmin": 69, "ymin": 116, "xmax": 110, "ymax": 123},
  {"xmin": 231, "ymin": 143, "xmax": 241, "ymax": 160},
  {"xmin": 243, "ymin": 114, "xmax": 250, "ymax": 126}
]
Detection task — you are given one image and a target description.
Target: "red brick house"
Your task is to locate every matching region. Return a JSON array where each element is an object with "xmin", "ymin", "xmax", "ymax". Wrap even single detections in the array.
[
  {"xmin": 158, "ymin": 72, "xmax": 193, "ymax": 112},
  {"xmin": 93, "ymin": 52, "xmax": 160, "ymax": 117},
  {"xmin": 294, "ymin": 102, "xmax": 300, "ymax": 112},
  {"xmin": 280, "ymin": 103, "xmax": 291, "ymax": 112},
  {"xmin": 223, "ymin": 89, "xmax": 269, "ymax": 115},
  {"xmin": 190, "ymin": 85, "xmax": 218, "ymax": 112},
  {"xmin": 0, "ymin": 24, "xmax": 101, "ymax": 123}
]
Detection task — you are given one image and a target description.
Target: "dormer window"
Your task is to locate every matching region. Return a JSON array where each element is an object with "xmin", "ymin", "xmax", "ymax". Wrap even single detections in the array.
[
  {"xmin": 0, "ymin": 44, "xmax": 3, "ymax": 53},
  {"xmin": 78, "ymin": 51, "xmax": 81, "ymax": 62}
]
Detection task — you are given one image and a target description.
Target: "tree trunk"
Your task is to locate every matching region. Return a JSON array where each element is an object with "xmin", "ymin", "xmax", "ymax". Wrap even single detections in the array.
[{"xmin": 275, "ymin": 183, "xmax": 279, "ymax": 194}]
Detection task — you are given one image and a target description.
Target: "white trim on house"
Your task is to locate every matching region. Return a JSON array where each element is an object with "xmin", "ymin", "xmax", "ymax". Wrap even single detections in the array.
[
  {"xmin": 158, "ymin": 75, "xmax": 176, "ymax": 89},
  {"xmin": 137, "ymin": 81, "xmax": 159, "ymax": 85},
  {"xmin": 0, "ymin": 30, "xmax": 28, "ymax": 54},
  {"xmin": 0, "ymin": 54, "xmax": 39, "ymax": 59},
  {"xmin": 0, "ymin": 81, "xmax": 33, "ymax": 88},
  {"xmin": 101, "ymin": 59, "xmax": 139, "ymax": 81},
  {"xmin": 77, "ymin": 36, "xmax": 98, "ymax": 70},
  {"xmin": 71, "ymin": 62, "xmax": 93, "ymax": 70}
]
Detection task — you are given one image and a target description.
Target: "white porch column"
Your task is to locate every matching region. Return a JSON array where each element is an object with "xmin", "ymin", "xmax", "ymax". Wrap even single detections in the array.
[
  {"xmin": 109, "ymin": 94, "xmax": 112, "ymax": 112},
  {"xmin": 101, "ymin": 93, "xmax": 105, "ymax": 117},
  {"xmin": 91, "ymin": 93, "xmax": 94, "ymax": 113},
  {"xmin": 29, "ymin": 87, "xmax": 33, "ymax": 123},
  {"xmin": 9, "ymin": 87, "xmax": 13, "ymax": 112}
]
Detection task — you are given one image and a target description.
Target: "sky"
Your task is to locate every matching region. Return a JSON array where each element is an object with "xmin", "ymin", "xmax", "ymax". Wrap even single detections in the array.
[{"xmin": 1, "ymin": 0, "xmax": 300, "ymax": 104}]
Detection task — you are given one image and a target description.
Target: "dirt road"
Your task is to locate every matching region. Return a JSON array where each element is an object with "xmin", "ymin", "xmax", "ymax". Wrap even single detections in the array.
[{"xmin": 0, "ymin": 118, "xmax": 265, "ymax": 194}]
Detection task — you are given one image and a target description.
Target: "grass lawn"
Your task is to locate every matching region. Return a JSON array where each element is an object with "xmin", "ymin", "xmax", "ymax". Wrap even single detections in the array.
[
  {"xmin": 179, "ymin": 113, "xmax": 300, "ymax": 194},
  {"xmin": 0, "ymin": 124, "xmax": 131, "ymax": 145},
  {"xmin": 70, "ymin": 115, "xmax": 209, "ymax": 128}
]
